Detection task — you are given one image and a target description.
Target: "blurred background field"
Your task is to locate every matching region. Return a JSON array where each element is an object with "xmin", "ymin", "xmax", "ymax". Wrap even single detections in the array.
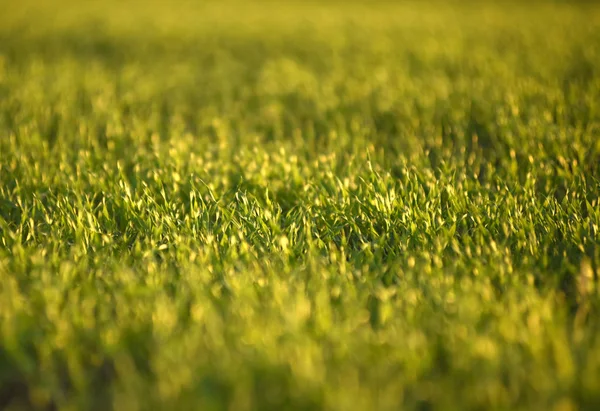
[{"xmin": 1, "ymin": 1, "xmax": 600, "ymax": 410}]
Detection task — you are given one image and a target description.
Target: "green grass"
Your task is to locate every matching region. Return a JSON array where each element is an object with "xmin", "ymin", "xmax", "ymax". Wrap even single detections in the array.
[{"xmin": 1, "ymin": 1, "xmax": 600, "ymax": 410}]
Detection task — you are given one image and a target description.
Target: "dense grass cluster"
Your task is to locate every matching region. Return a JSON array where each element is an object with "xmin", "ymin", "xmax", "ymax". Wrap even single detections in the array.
[{"xmin": 1, "ymin": 1, "xmax": 600, "ymax": 410}]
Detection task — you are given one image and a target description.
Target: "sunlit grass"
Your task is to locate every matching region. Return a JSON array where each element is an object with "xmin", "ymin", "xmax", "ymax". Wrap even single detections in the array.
[{"xmin": 1, "ymin": 1, "xmax": 600, "ymax": 410}]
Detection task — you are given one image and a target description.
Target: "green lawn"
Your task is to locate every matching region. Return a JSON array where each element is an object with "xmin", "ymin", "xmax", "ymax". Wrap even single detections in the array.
[{"xmin": 1, "ymin": 1, "xmax": 600, "ymax": 410}]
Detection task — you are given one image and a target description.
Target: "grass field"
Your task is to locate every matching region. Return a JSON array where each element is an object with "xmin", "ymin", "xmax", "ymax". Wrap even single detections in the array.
[{"xmin": 1, "ymin": 1, "xmax": 600, "ymax": 410}]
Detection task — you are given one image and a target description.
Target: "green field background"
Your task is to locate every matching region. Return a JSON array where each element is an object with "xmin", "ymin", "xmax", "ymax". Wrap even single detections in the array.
[{"xmin": 1, "ymin": 1, "xmax": 600, "ymax": 410}]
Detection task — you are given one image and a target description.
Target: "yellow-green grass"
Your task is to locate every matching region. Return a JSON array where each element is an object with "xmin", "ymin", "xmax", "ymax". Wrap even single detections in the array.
[{"xmin": 1, "ymin": 1, "xmax": 600, "ymax": 410}]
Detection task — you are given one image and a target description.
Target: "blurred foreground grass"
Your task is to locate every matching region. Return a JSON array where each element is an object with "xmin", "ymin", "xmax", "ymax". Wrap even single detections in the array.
[{"xmin": 1, "ymin": 1, "xmax": 600, "ymax": 410}]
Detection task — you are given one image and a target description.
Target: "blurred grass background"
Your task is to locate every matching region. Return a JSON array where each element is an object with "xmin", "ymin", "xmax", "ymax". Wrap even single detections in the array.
[{"xmin": 1, "ymin": 1, "xmax": 600, "ymax": 410}]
